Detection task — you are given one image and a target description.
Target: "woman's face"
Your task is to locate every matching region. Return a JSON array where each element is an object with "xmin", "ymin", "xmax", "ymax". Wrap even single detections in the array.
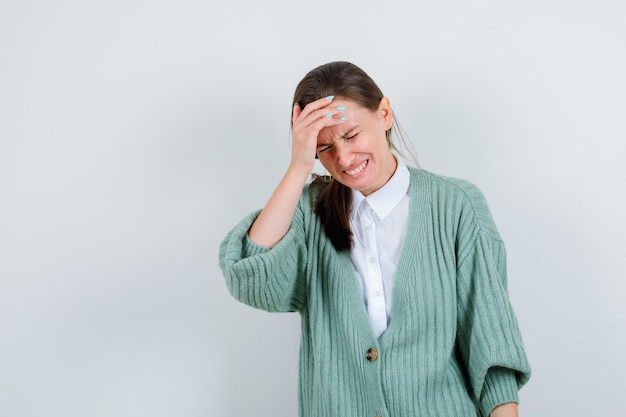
[{"xmin": 316, "ymin": 97, "xmax": 397, "ymax": 196}]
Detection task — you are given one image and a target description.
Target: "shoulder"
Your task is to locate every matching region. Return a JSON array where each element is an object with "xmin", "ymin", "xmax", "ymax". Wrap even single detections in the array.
[
  {"xmin": 301, "ymin": 181, "xmax": 318, "ymax": 212},
  {"xmin": 409, "ymin": 167, "xmax": 483, "ymax": 198},
  {"xmin": 409, "ymin": 168, "xmax": 501, "ymax": 240},
  {"xmin": 293, "ymin": 181, "xmax": 322, "ymax": 225}
]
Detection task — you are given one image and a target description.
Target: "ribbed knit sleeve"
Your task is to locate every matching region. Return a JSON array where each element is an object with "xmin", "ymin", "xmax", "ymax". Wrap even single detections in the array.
[
  {"xmin": 218, "ymin": 201, "xmax": 309, "ymax": 313},
  {"xmin": 480, "ymin": 367, "xmax": 520, "ymax": 415},
  {"xmin": 452, "ymin": 180, "xmax": 531, "ymax": 416}
]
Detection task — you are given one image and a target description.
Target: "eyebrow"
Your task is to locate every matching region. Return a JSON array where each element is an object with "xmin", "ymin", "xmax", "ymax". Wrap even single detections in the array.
[
  {"xmin": 342, "ymin": 127, "xmax": 357, "ymax": 139},
  {"xmin": 316, "ymin": 127, "xmax": 358, "ymax": 149}
]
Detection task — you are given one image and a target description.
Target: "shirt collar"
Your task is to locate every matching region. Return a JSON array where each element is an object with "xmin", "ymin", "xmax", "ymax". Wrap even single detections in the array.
[{"xmin": 350, "ymin": 158, "xmax": 410, "ymax": 221}]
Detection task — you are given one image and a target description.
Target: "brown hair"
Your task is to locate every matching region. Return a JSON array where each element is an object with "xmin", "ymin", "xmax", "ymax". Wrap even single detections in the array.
[{"xmin": 292, "ymin": 61, "xmax": 417, "ymax": 251}]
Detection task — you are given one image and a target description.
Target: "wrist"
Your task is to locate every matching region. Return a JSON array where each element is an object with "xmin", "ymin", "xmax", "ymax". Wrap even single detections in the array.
[
  {"xmin": 285, "ymin": 163, "xmax": 313, "ymax": 182},
  {"xmin": 490, "ymin": 402, "xmax": 518, "ymax": 417}
]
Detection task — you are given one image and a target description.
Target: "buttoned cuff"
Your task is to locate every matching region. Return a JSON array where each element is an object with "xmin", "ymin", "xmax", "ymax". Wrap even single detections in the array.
[{"xmin": 479, "ymin": 367, "xmax": 519, "ymax": 416}]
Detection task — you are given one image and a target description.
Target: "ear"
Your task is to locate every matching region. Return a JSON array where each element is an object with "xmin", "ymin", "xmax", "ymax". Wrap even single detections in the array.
[{"xmin": 378, "ymin": 96, "xmax": 393, "ymax": 130}]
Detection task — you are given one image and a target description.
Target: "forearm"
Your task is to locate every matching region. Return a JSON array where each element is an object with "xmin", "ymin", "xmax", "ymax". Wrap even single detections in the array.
[
  {"xmin": 249, "ymin": 95, "xmax": 345, "ymax": 248},
  {"xmin": 248, "ymin": 166, "xmax": 309, "ymax": 248},
  {"xmin": 490, "ymin": 402, "xmax": 518, "ymax": 417}
]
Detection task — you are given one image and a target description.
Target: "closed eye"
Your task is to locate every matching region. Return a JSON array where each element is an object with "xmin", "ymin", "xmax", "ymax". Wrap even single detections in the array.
[{"xmin": 317, "ymin": 144, "xmax": 332, "ymax": 153}]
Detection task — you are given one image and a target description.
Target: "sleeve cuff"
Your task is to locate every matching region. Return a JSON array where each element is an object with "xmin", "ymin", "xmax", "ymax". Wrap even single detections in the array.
[
  {"xmin": 479, "ymin": 367, "xmax": 519, "ymax": 416},
  {"xmin": 242, "ymin": 232, "xmax": 272, "ymax": 257}
]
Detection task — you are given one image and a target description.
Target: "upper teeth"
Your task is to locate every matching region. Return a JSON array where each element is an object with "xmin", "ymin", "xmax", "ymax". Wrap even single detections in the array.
[{"xmin": 346, "ymin": 161, "xmax": 367, "ymax": 176}]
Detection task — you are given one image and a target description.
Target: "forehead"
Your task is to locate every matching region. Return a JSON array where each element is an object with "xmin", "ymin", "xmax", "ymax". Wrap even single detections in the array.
[
  {"xmin": 332, "ymin": 98, "xmax": 373, "ymax": 118},
  {"xmin": 317, "ymin": 99, "xmax": 375, "ymax": 141}
]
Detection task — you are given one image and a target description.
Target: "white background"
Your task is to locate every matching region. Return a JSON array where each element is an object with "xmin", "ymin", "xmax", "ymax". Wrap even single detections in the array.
[{"xmin": 1, "ymin": 0, "xmax": 625, "ymax": 416}]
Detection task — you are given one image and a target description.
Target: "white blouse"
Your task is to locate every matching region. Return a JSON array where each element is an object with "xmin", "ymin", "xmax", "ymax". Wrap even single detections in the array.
[{"xmin": 350, "ymin": 159, "xmax": 410, "ymax": 338}]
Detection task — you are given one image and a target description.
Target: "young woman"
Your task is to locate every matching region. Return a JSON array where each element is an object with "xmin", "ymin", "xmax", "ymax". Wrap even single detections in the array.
[{"xmin": 219, "ymin": 61, "xmax": 531, "ymax": 417}]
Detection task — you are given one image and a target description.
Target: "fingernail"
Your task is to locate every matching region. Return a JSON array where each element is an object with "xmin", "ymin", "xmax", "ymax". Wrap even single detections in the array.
[
  {"xmin": 339, "ymin": 116, "xmax": 348, "ymax": 121},
  {"xmin": 335, "ymin": 105, "xmax": 346, "ymax": 111},
  {"xmin": 325, "ymin": 95, "xmax": 334, "ymax": 101},
  {"xmin": 325, "ymin": 112, "xmax": 334, "ymax": 119}
]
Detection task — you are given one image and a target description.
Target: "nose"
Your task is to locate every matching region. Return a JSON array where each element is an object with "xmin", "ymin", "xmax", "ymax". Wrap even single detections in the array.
[{"xmin": 336, "ymin": 142, "xmax": 355, "ymax": 166}]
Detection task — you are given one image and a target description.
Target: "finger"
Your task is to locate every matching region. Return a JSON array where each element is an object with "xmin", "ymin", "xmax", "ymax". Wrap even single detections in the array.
[
  {"xmin": 294, "ymin": 95, "xmax": 335, "ymax": 121},
  {"xmin": 295, "ymin": 102, "xmax": 348, "ymax": 131},
  {"xmin": 300, "ymin": 106, "xmax": 348, "ymax": 131},
  {"xmin": 292, "ymin": 102, "xmax": 302, "ymax": 124},
  {"xmin": 309, "ymin": 113, "xmax": 347, "ymax": 132},
  {"xmin": 293, "ymin": 98, "xmax": 346, "ymax": 134}
]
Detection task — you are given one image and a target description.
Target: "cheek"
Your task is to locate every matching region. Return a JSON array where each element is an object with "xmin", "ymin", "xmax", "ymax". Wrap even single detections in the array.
[
  {"xmin": 318, "ymin": 157, "xmax": 341, "ymax": 176},
  {"xmin": 316, "ymin": 154, "xmax": 331, "ymax": 168}
]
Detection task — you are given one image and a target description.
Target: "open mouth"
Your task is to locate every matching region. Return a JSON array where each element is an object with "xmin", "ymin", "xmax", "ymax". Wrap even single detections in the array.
[{"xmin": 345, "ymin": 160, "xmax": 368, "ymax": 176}]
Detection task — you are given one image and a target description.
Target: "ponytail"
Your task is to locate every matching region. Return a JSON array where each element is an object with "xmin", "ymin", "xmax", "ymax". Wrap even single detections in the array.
[{"xmin": 310, "ymin": 175, "xmax": 353, "ymax": 251}]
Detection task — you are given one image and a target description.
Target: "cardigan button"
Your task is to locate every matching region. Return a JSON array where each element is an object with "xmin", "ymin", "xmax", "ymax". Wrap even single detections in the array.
[{"xmin": 366, "ymin": 347, "xmax": 378, "ymax": 362}]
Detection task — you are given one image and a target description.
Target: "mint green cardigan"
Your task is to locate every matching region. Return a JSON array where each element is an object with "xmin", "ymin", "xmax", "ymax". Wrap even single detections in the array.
[{"xmin": 219, "ymin": 168, "xmax": 531, "ymax": 417}]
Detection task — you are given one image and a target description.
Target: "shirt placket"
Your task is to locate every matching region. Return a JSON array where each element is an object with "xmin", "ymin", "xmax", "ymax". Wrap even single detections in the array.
[{"xmin": 362, "ymin": 204, "xmax": 387, "ymax": 337}]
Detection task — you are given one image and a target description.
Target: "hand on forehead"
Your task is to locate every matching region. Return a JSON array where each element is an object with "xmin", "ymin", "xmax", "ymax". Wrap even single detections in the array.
[{"xmin": 317, "ymin": 99, "xmax": 377, "ymax": 141}]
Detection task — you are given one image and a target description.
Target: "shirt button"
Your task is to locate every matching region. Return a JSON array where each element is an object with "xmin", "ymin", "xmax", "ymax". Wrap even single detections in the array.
[
  {"xmin": 368, "ymin": 257, "xmax": 376, "ymax": 263},
  {"xmin": 373, "ymin": 291, "xmax": 381, "ymax": 297},
  {"xmin": 366, "ymin": 347, "xmax": 378, "ymax": 362}
]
